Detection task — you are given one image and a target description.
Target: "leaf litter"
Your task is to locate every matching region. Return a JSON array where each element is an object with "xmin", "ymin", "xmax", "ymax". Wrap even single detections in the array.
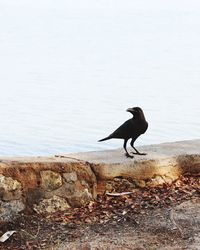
[{"xmin": 0, "ymin": 175, "xmax": 199, "ymax": 249}]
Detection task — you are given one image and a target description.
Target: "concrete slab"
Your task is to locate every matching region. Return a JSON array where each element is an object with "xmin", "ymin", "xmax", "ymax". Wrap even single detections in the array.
[
  {"xmin": 63, "ymin": 140, "xmax": 200, "ymax": 184},
  {"xmin": 64, "ymin": 139, "xmax": 200, "ymax": 164}
]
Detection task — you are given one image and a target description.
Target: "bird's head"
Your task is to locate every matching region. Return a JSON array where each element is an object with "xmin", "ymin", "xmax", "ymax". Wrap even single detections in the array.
[{"xmin": 126, "ymin": 107, "xmax": 144, "ymax": 117}]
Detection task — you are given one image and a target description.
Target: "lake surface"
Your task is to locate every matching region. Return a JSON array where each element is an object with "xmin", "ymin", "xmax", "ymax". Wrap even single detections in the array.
[{"xmin": 0, "ymin": 0, "xmax": 199, "ymax": 156}]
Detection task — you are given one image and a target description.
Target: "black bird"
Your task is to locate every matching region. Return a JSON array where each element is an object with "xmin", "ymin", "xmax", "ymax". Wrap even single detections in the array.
[{"xmin": 98, "ymin": 107, "xmax": 148, "ymax": 158}]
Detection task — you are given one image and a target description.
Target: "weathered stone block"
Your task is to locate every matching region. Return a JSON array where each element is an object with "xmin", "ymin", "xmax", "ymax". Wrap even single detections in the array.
[
  {"xmin": 134, "ymin": 179, "xmax": 146, "ymax": 188},
  {"xmin": 33, "ymin": 195, "xmax": 70, "ymax": 214},
  {"xmin": 46, "ymin": 180, "xmax": 94, "ymax": 207},
  {"xmin": 40, "ymin": 170, "xmax": 62, "ymax": 191},
  {"xmin": 0, "ymin": 174, "xmax": 22, "ymax": 201},
  {"xmin": 147, "ymin": 175, "xmax": 166, "ymax": 187},
  {"xmin": 63, "ymin": 172, "xmax": 78, "ymax": 183},
  {"xmin": 67, "ymin": 188, "xmax": 93, "ymax": 207},
  {"xmin": 0, "ymin": 200, "xmax": 25, "ymax": 222}
]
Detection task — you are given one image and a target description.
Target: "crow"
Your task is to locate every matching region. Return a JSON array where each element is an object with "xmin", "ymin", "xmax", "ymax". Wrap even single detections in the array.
[{"xmin": 98, "ymin": 107, "xmax": 148, "ymax": 158}]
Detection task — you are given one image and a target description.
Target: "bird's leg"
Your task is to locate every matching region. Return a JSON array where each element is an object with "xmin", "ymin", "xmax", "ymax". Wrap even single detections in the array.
[
  {"xmin": 130, "ymin": 139, "xmax": 147, "ymax": 155},
  {"xmin": 124, "ymin": 139, "xmax": 133, "ymax": 158}
]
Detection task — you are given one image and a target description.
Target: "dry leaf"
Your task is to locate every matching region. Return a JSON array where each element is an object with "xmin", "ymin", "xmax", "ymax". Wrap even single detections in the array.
[{"xmin": 0, "ymin": 231, "xmax": 16, "ymax": 242}]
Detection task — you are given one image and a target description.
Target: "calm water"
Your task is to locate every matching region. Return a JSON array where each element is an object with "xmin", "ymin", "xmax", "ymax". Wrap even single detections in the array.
[{"xmin": 0, "ymin": 0, "xmax": 199, "ymax": 156}]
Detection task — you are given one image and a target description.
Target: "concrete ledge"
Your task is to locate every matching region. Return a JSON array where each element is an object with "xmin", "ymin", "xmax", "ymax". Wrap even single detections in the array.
[
  {"xmin": 67, "ymin": 139, "xmax": 200, "ymax": 190},
  {"xmin": 0, "ymin": 139, "xmax": 199, "ymax": 223}
]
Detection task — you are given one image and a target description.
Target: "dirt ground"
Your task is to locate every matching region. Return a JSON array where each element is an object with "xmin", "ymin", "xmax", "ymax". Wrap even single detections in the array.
[
  {"xmin": 0, "ymin": 176, "xmax": 199, "ymax": 250},
  {"xmin": 56, "ymin": 198, "xmax": 200, "ymax": 250}
]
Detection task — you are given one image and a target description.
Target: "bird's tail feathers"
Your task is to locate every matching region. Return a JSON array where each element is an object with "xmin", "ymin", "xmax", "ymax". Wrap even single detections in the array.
[{"xmin": 98, "ymin": 136, "xmax": 111, "ymax": 142}]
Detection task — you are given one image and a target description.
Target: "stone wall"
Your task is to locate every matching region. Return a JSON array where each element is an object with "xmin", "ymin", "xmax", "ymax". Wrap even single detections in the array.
[
  {"xmin": 0, "ymin": 139, "xmax": 199, "ymax": 223},
  {"xmin": 0, "ymin": 160, "xmax": 96, "ymax": 222}
]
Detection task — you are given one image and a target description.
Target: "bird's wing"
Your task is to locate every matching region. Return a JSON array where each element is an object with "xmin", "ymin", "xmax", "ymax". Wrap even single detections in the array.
[{"xmin": 110, "ymin": 119, "xmax": 136, "ymax": 139}]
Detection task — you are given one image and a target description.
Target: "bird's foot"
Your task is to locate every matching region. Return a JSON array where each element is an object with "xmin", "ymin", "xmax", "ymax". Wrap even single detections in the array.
[
  {"xmin": 125, "ymin": 153, "xmax": 134, "ymax": 158},
  {"xmin": 131, "ymin": 152, "xmax": 147, "ymax": 156}
]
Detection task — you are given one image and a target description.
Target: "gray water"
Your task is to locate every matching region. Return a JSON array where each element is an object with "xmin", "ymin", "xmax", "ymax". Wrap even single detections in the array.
[{"xmin": 0, "ymin": 0, "xmax": 199, "ymax": 156}]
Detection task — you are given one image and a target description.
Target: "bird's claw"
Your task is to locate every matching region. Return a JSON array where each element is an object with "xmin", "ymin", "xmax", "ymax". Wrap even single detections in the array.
[
  {"xmin": 125, "ymin": 153, "xmax": 134, "ymax": 158},
  {"xmin": 131, "ymin": 152, "xmax": 147, "ymax": 156}
]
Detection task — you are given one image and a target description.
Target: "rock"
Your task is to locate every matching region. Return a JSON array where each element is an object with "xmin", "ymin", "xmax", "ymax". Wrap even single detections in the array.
[
  {"xmin": 146, "ymin": 175, "xmax": 173, "ymax": 187},
  {"xmin": 134, "ymin": 179, "xmax": 146, "ymax": 188},
  {"xmin": 40, "ymin": 170, "xmax": 62, "ymax": 191},
  {"xmin": 63, "ymin": 172, "xmax": 78, "ymax": 182},
  {"xmin": 33, "ymin": 195, "xmax": 70, "ymax": 214},
  {"xmin": 0, "ymin": 175, "xmax": 22, "ymax": 201},
  {"xmin": 25, "ymin": 188, "xmax": 45, "ymax": 208},
  {"xmin": 40, "ymin": 170, "xmax": 95, "ymax": 207},
  {"xmin": 147, "ymin": 175, "xmax": 165, "ymax": 187},
  {"xmin": 0, "ymin": 200, "xmax": 25, "ymax": 222},
  {"xmin": 67, "ymin": 188, "xmax": 93, "ymax": 207},
  {"xmin": 162, "ymin": 175, "xmax": 173, "ymax": 185},
  {"xmin": 49, "ymin": 181, "xmax": 94, "ymax": 207},
  {"xmin": 105, "ymin": 183, "xmax": 113, "ymax": 192}
]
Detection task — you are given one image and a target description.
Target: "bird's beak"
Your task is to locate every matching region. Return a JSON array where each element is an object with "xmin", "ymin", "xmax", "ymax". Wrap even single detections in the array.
[{"xmin": 126, "ymin": 108, "xmax": 135, "ymax": 113}]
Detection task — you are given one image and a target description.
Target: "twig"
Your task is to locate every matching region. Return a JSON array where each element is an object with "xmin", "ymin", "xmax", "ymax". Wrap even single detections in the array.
[
  {"xmin": 106, "ymin": 191, "xmax": 133, "ymax": 196},
  {"xmin": 169, "ymin": 209, "xmax": 184, "ymax": 237},
  {"xmin": 54, "ymin": 155, "xmax": 90, "ymax": 165},
  {"xmin": 20, "ymin": 222, "xmax": 40, "ymax": 240}
]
